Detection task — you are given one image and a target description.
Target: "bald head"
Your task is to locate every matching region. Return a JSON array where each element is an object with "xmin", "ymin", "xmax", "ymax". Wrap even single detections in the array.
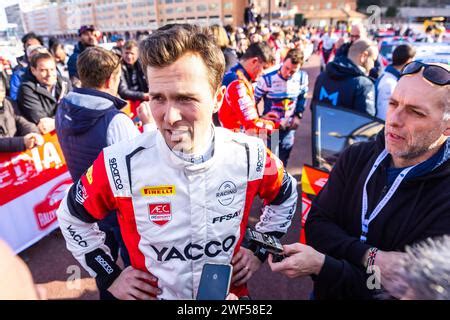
[
  {"xmin": 348, "ymin": 39, "xmax": 378, "ymax": 75},
  {"xmin": 350, "ymin": 23, "xmax": 367, "ymax": 39},
  {"xmin": 400, "ymin": 62, "xmax": 449, "ymax": 118}
]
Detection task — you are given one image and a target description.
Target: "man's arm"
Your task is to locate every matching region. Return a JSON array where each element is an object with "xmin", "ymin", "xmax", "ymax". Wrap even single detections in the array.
[
  {"xmin": 294, "ymin": 72, "xmax": 309, "ymax": 115},
  {"xmin": 254, "ymin": 76, "xmax": 268, "ymax": 106},
  {"xmin": 56, "ymin": 151, "xmax": 122, "ymax": 291},
  {"xmin": 257, "ymin": 148, "xmax": 298, "ymax": 238},
  {"xmin": 225, "ymin": 79, "xmax": 279, "ymax": 133},
  {"xmin": 354, "ymin": 79, "xmax": 376, "ymax": 117},
  {"xmin": 305, "ymin": 145, "xmax": 371, "ymax": 267}
]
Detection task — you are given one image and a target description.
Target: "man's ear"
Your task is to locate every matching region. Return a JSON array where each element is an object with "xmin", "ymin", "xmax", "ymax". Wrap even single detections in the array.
[
  {"xmin": 213, "ymin": 85, "xmax": 226, "ymax": 113},
  {"xmin": 30, "ymin": 67, "xmax": 37, "ymax": 77}
]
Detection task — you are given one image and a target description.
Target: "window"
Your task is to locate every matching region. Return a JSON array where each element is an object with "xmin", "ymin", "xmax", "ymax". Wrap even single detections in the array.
[
  {"xmin": 197, "ymin": 4, "xmax": 207, "ymax": 11},
  {"xmin": 166, "ymin": 8, "xmax": 174, "ymax": 14},
  {"xmin": 224, "ymin": 2, "xmax": 232, "ymax": 10},
  {"xmin": 165, "ymin": 0, "xmax": 173, "ymax": 3},
  {"xmin": 209, "ymin": 3, "xmax": 218, "ymax": 11}
]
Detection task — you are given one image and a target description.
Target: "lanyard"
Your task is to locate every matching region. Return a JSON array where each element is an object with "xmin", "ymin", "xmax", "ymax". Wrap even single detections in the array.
[{"xmin": 360, "ymin": 150, "xmax": 418, "ymax": 242}]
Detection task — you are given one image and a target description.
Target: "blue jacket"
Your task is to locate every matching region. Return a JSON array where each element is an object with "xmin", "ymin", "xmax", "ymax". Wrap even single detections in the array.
[
  {"xmin": 55, "ymin": 88, "xmax": 125, "ymax": 181},
  {"xmin": 68, "ymin": 42, "xmax": 88, "ymax": 79},
  {"xmin": 312, "ymin": 56, "xmax": 376, "ymax": 116},
  {"xmin": 9, "ymin": 67, "xmax": 27, "ymax": 101}
]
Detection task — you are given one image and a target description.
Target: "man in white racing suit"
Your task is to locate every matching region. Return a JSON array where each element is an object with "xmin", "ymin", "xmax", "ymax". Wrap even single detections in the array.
[{"xmin": 57, "ymin": 24, "xmax": 297, "ymax": 300}]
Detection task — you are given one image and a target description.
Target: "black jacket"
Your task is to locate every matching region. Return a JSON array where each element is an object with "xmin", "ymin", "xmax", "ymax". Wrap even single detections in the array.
[
  {"xmin": 117, "ymin": 62, "xmax": 148, "ymax": 101},
  {"xmin": 17, "ymin": 69, "xmax": 71, "ymax": 124},
  {"xmin": 305, "ymin": 132, "xmax": 450, "ymax": 299},
  {"xmin": 0, "ymin": 97, "xmax": 39, "ymax": 152},
  {"xmin": 312, "ymin": 56, "xmax": 376, "ymax": 116}
]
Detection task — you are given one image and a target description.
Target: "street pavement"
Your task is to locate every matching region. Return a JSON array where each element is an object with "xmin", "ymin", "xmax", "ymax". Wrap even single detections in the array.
[{"xmin": 18, "ymin": 53, "xmax": 321, "ymax": 300}]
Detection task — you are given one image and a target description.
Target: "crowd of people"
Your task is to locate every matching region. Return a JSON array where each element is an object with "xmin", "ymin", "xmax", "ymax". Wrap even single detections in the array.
[{"xmin": 0, "ymin": 16, "xmax": 449, "ymax": 301}]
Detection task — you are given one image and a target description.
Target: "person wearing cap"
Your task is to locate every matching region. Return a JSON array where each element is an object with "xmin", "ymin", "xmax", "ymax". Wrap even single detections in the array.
[
  {"xmin": 68, "ymin": 25, "xmax": 99, "ymax": 87},
  {"xmin": 269, "ymin": 62, "xmax": 450, "ymax": 299}
]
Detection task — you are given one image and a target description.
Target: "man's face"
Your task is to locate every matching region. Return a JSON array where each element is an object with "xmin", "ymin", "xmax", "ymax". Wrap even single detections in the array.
[
  {"xmin": 53, "ymin": 46, "xmax": 66, "ymax": 63},
  {"xmin": 31, "ymin": 58, "xmax": 57, "ymax": 87},
  {"xmin": 361, "ymin": 47, "xmax": 378, "ymax": 75},
  {"xmin": 248, "ymin": 57, "xmax": 271, "ymax": 81},
  {"xmin": 117, "ymin": 39, "xmax": 125, "ymax": 48},
  {"xmin": 80, "ymin": 31, "xmax": 98, "ymax": 47},
  {"xmin": 123, "ymin": 47, "xmax": 139, "ymax": 65},
  {"xmin": 25, "ymin": 38, "xmax": 41, "ymax": 51},
  {"xmin": 385, "ymin": 71, "xmax": 450, "ymax": 166},
  {"xmin": 280, "ymin": 58, "xmax": 300, "ymax": 79},
  {"xmin": 147, "ymin": 53, "xmax": 224, "ymax": 153},
  {"xmin": 105, "ymin": 67, "xmax": 122, "ymax": 96}
]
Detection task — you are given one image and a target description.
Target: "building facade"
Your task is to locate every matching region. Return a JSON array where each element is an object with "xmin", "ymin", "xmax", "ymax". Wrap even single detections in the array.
[{"xmin": 21, "ymin": 0, "xmax": 248, "ymax": 36}]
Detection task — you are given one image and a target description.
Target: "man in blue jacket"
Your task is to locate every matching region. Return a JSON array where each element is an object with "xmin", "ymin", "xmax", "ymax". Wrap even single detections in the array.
[
  {"xmin": 67, "ymin": 25, "xmax": 99, "ymax": 88},
  {"xmin": 311, "ymin": 39, "xmax": 378, "ymax": 116}
]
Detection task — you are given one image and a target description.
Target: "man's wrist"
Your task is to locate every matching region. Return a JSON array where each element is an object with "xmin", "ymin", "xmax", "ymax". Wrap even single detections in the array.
[
  {"xmin": 294, "ymin": 112, "xmax": 303, "ymax": 119},
  {"xmin": 313, "ymin": 251, "xmax": 326, "ymax": 275}
]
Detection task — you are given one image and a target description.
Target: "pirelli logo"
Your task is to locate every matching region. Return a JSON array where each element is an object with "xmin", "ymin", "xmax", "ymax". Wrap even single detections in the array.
[{"xmin": 140, "ymin": 185, "xmax": 176, "ymax": 196}]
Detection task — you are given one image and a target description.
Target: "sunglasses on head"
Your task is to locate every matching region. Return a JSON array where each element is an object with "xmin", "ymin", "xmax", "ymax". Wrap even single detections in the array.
[{"xmin": 400, "ymin": 61, "xmax": 450, "ymax": 86}]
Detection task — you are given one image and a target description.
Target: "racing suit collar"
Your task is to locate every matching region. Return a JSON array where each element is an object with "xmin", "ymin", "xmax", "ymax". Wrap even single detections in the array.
[
  {"xmin": 236, "ymin": 63, "xmax": 252, "ymax": 82},
  {"xmin": 156, "ymin": 125, "xmax": 219, "ymax": 170}
]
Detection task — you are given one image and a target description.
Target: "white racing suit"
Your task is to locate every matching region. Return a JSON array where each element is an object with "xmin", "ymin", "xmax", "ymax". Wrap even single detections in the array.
[{"xmin": 57, "ymin": 127, "xmax": 297, "ymax": 299}]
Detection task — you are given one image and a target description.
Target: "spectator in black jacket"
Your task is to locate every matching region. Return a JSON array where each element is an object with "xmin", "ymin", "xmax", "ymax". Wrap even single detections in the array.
[
  {"xmin": 269, "ymin": 62, "xmax": 450, "ymax": 299},
  {"xmin": 117, "ymin": 40, "xmax": 149, "ymax": 103},
  {"xmin": 0, "ymin": 79, "xmax": 43, "ymax": 152},
  {"xmin": 17, "ymin": 52, "xmax": 71, "ymax": 134},
  {"xmin": 312, "ymin": 39, "xmax": 378, "ymax": 116}
]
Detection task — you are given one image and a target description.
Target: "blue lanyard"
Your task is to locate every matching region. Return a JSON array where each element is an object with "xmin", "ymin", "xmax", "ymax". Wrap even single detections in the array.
[{"xmin": 360, "ymin": 150, "xmax": 418, "ymax": 242}]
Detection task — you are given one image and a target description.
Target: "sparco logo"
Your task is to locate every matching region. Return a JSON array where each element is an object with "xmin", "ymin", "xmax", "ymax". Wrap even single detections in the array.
[
  {"xmin": 256, "ymin": 145, "xmax": 264, "ymax": 172},
  {"xmin": 216, "ymin": 181, "xmax": 237, "ymax": 206},
  {"xmin": 213, "ymin": 210, "xmax": 240, "ymax": 224},
  {"xmin": 94, "ymin": 255, "xmax": 114, "ymax": 274},
  {"xmin": 67, "ymin": 225, "xmax": 87, "ymax": 247},
  {"xmin": 109, "ymin": 158, "xmax": 123, "ymax": 190},
  {"xmin": 150, "ymin": 235, "xmax": 236, "ymax": 262}
]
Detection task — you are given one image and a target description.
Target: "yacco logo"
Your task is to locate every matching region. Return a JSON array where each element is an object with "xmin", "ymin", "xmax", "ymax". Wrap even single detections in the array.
[
  {"xmin": 319, "ymin": 87, "xmax": 339, "ymax": 106},
  {"xmin": 141, "ymin": 185, "xmax": 176, "ymax": 196},
  {"xmin": 150, "ymin": 235, "xmax": 236, "ymax": 262},
  {"xmin": 149, "ymin": 203, "xmax": 172, "ymax": 226}
]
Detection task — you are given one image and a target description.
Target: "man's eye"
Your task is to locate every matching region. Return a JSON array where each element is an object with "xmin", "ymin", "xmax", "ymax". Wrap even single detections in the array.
[
  {"xmin": 178, "ymin": 97, "xmax": 193, "ymax": 103},
  {"xmin": 151, "ymin": 96, "xmax": 164, "ymax": 102}
]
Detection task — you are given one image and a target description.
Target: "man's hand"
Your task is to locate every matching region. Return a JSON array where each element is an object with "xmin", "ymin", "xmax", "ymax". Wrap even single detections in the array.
[
  {"xmin": 37, "ymin": 118, "xmax": 55, "ymax": 134},
  {"xmin": 231, "ymin": 247, "xmax": 262, "ymax": 287},
  {"xmin": 107, "ymin": 266, "xmax": 161, "ymax": 300},
  {"xmin": 136, "ymin": 101, "xmax": 154, "ymax": 126},
  {"xmin": 372, "ymin": 250, "xmax": 407, "ymax": 296},
  {"xmin": 23, "ymin": 133, "xmax": 44, "ymax": 149},
  {"xmin": 288, "ymin": 116, "xmax": 301, "ymax": 130},
  {"xmin": 268, "ymin": 243, "xmax": 325, "ymax": 278}
]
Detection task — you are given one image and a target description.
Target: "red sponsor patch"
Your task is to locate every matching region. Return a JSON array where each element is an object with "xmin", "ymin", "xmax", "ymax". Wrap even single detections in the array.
[{"xmin": 148, "ymin": 203, "xmax": 172, "ymax": 226}]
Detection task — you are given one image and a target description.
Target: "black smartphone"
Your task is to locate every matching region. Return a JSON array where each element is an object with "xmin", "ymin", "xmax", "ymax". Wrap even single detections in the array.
[{"xmin": 196, "ymin": 263, "xmax": 232, "ymax": 300}]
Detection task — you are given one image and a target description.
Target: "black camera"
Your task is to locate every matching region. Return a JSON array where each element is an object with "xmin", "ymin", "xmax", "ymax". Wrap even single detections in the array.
[{"xmin": 245, "ymin": 228, "xmax": 285, "ymax": 262}]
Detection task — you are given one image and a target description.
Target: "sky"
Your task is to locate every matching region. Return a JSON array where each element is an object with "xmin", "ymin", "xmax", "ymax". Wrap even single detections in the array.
[{"xmin": 0, "ymin": 1, "xmax": 20, "ymax": 31}]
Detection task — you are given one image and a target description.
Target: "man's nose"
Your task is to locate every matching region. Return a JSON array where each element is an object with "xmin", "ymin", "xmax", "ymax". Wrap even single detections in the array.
[
  {"xmin": 388, "ymin": 107, "xmax": 404, "ymax": 127},
  {"xmin": 163, "ymin": 105, "xmax": 182, "ymax": 126}
]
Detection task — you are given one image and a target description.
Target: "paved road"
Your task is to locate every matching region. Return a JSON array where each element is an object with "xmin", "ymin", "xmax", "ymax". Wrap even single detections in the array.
[{"xmin": 19, "ymin": 54, "xmax": 321, "ymax": 300}]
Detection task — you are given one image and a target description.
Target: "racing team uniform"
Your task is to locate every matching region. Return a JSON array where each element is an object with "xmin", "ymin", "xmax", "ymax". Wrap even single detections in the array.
[
  {"xmin": 254, "ymin": 66, "xmax": 309, "ymax": 166},
  {"xmin": 57, "ymin": 127, "xmax": 297, "ymax": 299},
  {"xmin": 218, "ymin": 63, "xmax": 279, "ymax": 135}
]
